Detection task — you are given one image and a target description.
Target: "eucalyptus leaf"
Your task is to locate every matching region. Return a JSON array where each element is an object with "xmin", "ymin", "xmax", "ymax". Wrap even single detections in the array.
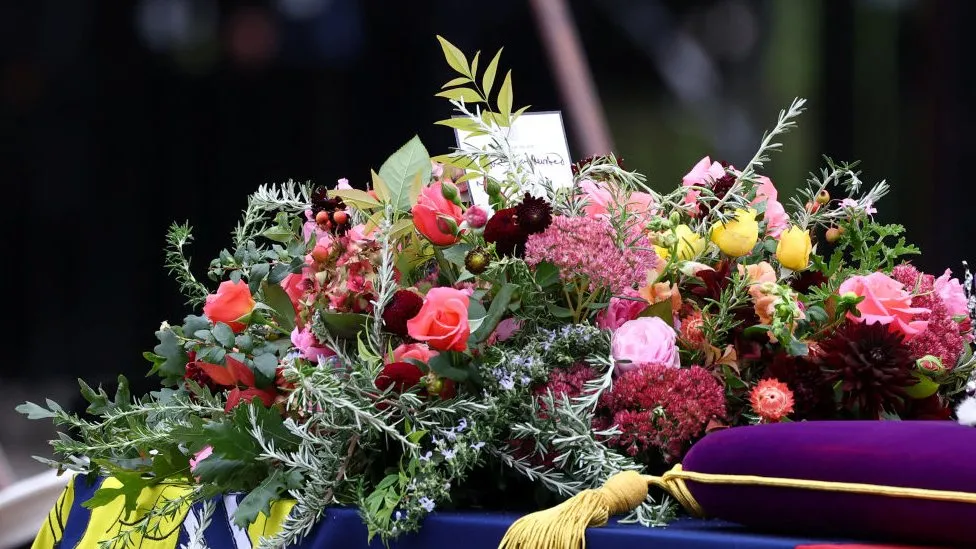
[
  {"xmin": 248, "ymin": 263, "xmax": 270, "ymax": 294},
  {"xmin": 212, "ymin": 322, "xmax": 236, "ymax": 347}
]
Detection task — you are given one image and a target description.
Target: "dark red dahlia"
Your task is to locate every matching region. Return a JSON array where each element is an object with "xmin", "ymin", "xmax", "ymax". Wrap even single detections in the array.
[
  {"xmin": 382, "ymin": 289, "xmax": 424, "ymax": 337},
  {"xmin": 815, "ymin": 322, "xmax": 917, "ymax": 418},
  {"xmin": 689, "ymin": 260, "xmax": 733, "ymax": 301},
  {"xmin": 765, "ymin": 353, "xmax": 835, "ymax": 420},
  {"xmin": 375, "ymin": 362, "xmax": 424, "ymax": 394},
  {"xmin": 790, "ymin": 269, "xmax": 829, "ymax": 294},
  {"xmin": 515, "ymin": 194, "xmax": 553, "ymax": 234},
  {"xmin": 484, "ymin": 208, "xmax": 529, "ymax": 256}
]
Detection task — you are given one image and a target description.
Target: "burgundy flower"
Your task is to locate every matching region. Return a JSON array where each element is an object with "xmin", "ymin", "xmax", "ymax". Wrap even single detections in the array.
[
  {"xmin": 815, "ymin": 322, "xmax": 916, "ymax": 418},
  {"xmin": 514, "ymin": 194, "xmax": 553, "ymax": 235},
  {"xmin": 375, "ymin": 362, "xmax": 424, "ymax": 394},
  {"xmin": 765, "ymin": 353, "xmax": 835, "ymax": 420},
  {"xmin": 382, "ymin": 289, "xmax": 424, "ymax": 337},
  {"xmin": 484, "ymin": 208, "xmax": 528, "ymax": 256}
]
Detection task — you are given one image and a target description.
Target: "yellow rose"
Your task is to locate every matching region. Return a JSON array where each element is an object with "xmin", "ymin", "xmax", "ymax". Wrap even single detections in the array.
[
  {"xmin": 674, "ymin": 224, "xmax": 706, "ymax": 260},
  {"xmin": 710, "ymin": 209, "xmax": 759, "ymax": 257},
  {"xmin": 775, "ymin": 225, "xmax": 812, "ymax": 271}
]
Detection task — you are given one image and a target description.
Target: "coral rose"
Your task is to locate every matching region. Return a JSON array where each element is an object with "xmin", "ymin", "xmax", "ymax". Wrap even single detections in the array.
[
  {"xmin": 392, "ymin": 343, "xmax": 438, "ymax": 364},
  {"xmin": 406, "ymin": 287, "xmax": 471, "ymax": 352},
  {"xmin": 412, "ymin": 181, "xmax": 464, "ymax": 246},
  {"xmin": 203, "ymin": 280, "xmax": 256, "ymax": 333},
  {"xmin": 839, "ymin": 272, "xmax": 929, "ymax": 337},
  {"xmin": 611, "ymin": 317, "xmax": 680, "ymax": 375}
]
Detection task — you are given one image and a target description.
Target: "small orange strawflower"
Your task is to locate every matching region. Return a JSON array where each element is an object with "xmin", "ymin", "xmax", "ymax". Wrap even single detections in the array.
[{"xmin": 749, "ymin": 378, "xmax": 795, "ymax": 422}]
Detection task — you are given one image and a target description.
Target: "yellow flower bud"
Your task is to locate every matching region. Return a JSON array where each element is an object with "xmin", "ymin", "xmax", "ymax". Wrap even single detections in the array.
[
  {"xmin": 673, "ymin": 224, "xmax": 706, "ymax": 260},
  {"xmin": 654, "ymin": 245, "xmax": 671, "ymax": 261},
  {"xmin": 775, "ymin": 225, "xmax": 812, "ymax": 271},
  {"xmin": 710, "ymin": 209, "xmax": 759, "ymax": 257}
]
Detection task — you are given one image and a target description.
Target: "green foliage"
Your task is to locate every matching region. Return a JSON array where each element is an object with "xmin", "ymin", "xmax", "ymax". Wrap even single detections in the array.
[
  {"xmin": 164, "ymin": 222, "xmax": 210, "ymax": 306},
  {"xmin": 378, "ymin": 136, "xmax": 431, "ymax": 212},
  {"xmin": 836, "ymin": 218, "xmax": 920, "ymax": 273}
]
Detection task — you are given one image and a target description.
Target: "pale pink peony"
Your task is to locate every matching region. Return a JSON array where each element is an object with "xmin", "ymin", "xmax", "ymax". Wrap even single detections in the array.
[
  {"xmin": 611, "ymin": 317, "xmax": 680, "ymax": 375},
  {"xmin": 839, "ymin": 272, "xmax": 930, "ymax": 337},
  {"xmin": 597, "ymin": 289, "xmax": 649, "ymax": 331},
  {"xmin": 291, "ymin": 326, "xmax": 335, "ymax": 363},
  {"xmin": 935, "ymin": 269, "xmax": 969, "ymax": 319},
  {"xmin": 392, "ymin": 342, "xmax": 438, "ymax": 364}
]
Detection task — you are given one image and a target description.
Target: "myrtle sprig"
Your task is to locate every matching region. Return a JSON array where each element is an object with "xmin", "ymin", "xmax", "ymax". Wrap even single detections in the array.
[{"xmin": 164, "ymin": 222, "xmax": 209, "ymax": 306}]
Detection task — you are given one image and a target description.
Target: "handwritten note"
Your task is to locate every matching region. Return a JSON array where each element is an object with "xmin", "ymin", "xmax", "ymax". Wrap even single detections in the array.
[{"xmin": 453, "ymin": 111, "xmax": 574, "ymax": 209}]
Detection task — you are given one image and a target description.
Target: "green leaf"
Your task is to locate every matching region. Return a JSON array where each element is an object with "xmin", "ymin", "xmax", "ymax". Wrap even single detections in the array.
[
  {"xmin": 497, "ymin": 70, "xmax": 513, "ymax": 120},
  {"xmin": 441, "ymin": 243, "xmax": 473, "ymax": 267},
  {"xmin": 233, "ymin": 469, "xmax": 301, "ymax": 528},
  {"xmin": 434, "ymin": 88, "xmax": 483, "ymax": 104},
  {"xmin": 330, "ymin": 189, "xmax": 381, "ymax": 210},
  {"xmin": 427, "ymin": 352, "xmax": 469, "ymax": 382},
  {"xmin": 248, "ymin": 263, "xmax": 270, "ymax": 294},
  {"xmin": 212, "ymin": 322, "xmax": 236, "ymax": 347},
  {"xmin": 320, "ymin": 311, "xmax": 370, "ymax": 339},
  {"xmin": 371, "ymin": 170, "xmax": 390, "ymax": 204},
  {"xmin": 638, "ymin": 299, "xmax": 671, "ymax": 326},
  {"xmin": 153, "ymin": 329, "xmax": 189, "ymax": 382},
  {"xmin": 904, "ymin": 372, "xmax": 940, "ymax": 399},
  {"xmin": 268, "ymin": 262, "xmax": 291, "ymax": 284},
  {"xmin": 441, "ymin": 76, "xmax": 471, "ymax": 88},
  {"xmin": 378, "ymin": 136, "xmax": 432, "ymax": 212},
  {"xmin": 15, "ymin": 401, "xmax": 55, "ymax": 420},
  {"xmin": 470, "ymin": 51, "xmax": 480, "ymax": 78},
  {"xmin": 547, "ymin": 302, "xmax": 573, "ymax": 319},
  {"xmin": 389, "ymin": 218, "xmax": 416, "ymax": 241},
  {"xmin": 262, "ymin": 226, "xmax": 293, "ymax": 243},
  {"xmin": 435, "ymin": 118, "xmax": 482, "ymax": 132},
  {"xmin": 252, "ymin": 354, "xmax": 278, "ymax": 387},
  {"xmin": 787, "ymin": 340, "xmax": 809, "ymax": 357},
  {"xmin": 482, "ymin": 48, "xmax": 503, "ymax": 97},
  {"xmin": 467, "ymin": 299, "xmax": 487, "ymax": 335},
  {"xmin": 182, "ymin": 315, "xmax": 211, "ymax": 336},
  {"xmin": 534, "ymin": 262, "xmax": 560, "ymax": 288},
  {"xmin": 436, "ymin": 35, "xmax": 470, "ymax": 77},
  {"xmin": 472, "ymin": 284, "xmax": 516, "ymax": 343},
  {"xmin": 263, "ymin": 282, "xmax": 296, "ymax": 333}
]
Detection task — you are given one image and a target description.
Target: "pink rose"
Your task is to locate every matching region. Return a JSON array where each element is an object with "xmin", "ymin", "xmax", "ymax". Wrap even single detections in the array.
[
  {"xmin": 752, "ymin": 176, "xmax": 789, "ymax": 238},
  {"xmin": 406, "ymin": 287, "xmax": 471, "ymax": 352},
  {"xmin": 935, "ymin": 269, "xmax": 969, "ymax": 319},
  {"xmin": 291, "ymin": 326, "xmax": 335, "ymax": 363},
  {"xmin": 838, "ymin": 272, "xmax": 930, "ymax": 337},
  {"xmin": 611, "ymin": 317, "xmax": 680, "ymax": 374},
  {"xmin": 597, "ymin": 289, "xmax": 649, "ymax": 331},
  {"xmin": 411, "ymin": 181, "xmax": 464, "ymax": 246},
  {"xmin": 579, "ymin": 180, "xmax": 655, "ymax": 218},
  {"xmin": 681, "ymin": 156, "xmax": 725, "ymax": 215},
  {"xmin": 203, "ymin": 280, "xmax": 256, "ymax": 333},
  {"xmin": 392, "ymin": 343, "xmax": 438, "ymax": 364}
]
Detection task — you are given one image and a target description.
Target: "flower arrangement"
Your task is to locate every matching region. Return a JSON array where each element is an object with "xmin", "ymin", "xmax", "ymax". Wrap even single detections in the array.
[{"xmin": 19, "ymin": 36, "xmax": 976, "ymax": 548}]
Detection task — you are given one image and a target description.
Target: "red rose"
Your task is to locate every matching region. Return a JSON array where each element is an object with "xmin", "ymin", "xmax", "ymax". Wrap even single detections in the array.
[
  {"xmin": 203, "ymin": 280, "xmax": 256, "ymax": 333},
  {"xmin": 375, "ymin": 362, "xmax": 424, "ymax": 394}
]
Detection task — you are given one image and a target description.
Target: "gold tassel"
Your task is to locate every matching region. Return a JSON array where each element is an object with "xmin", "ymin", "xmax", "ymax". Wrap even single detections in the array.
[{"xmin": 498, "ymin": 470, "xmax": 649, "ymax": 549}]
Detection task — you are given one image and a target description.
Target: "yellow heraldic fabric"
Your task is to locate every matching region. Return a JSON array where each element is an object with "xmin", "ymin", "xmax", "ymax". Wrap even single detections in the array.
[
  {"xmin": 247, "ymin": 499, "xmax": 297, "ymax": 546},
  {"xmin": 74, "ymin": 477, "xmax": 193, "ymax": 549},
  {"xmin": 31, "ymin": 475, "xmax": 75, "ymax": 549},
  {"xmin": 31, "ymin": 475, "xmax": 298, "ymax": 549}
]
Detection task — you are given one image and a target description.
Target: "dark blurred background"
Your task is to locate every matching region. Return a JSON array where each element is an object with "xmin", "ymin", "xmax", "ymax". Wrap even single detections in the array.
[{"xmin": 2, "ymin": 0, "xmax": 974, "ymax": 480}]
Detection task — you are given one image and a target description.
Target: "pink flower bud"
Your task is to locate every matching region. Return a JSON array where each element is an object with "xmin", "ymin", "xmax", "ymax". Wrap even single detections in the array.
[{"xmin": 463, "ymin": 205, "xmax": 489, "ymax": 229}]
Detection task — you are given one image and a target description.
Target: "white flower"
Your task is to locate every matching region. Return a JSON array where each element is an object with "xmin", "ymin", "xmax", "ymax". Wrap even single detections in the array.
[{"xmin": 957, "ymin": 396, "xmax": 976, "ymax": 427}]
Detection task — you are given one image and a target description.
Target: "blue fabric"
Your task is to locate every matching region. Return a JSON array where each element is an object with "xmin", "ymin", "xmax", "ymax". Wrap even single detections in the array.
[
  {"xmin": 306, "ymin": 508, "xmax": 849, "ymax": 549},
  {"xmin": 48, "ymin": 475, "xmax": 861, "ymax": 549}
]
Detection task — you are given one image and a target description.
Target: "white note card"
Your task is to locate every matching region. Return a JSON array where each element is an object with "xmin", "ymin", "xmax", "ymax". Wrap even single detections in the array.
[{"xmin": 454, "ymin": 111, "xmax": 574, "ymax": 208}]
